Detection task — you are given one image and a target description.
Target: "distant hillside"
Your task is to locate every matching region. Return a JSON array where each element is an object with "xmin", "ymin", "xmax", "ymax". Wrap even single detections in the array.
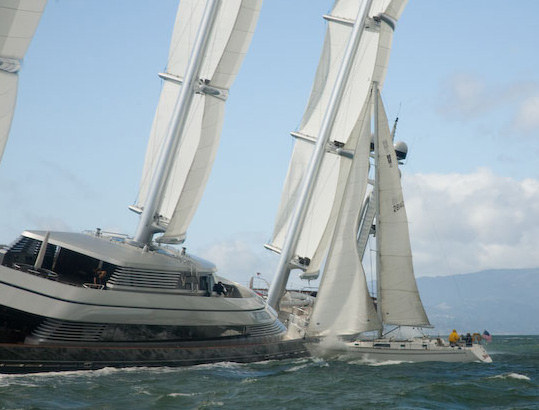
[{"xmin": 417, "ymin": 268, "xmax": 539, "ymax": 335}]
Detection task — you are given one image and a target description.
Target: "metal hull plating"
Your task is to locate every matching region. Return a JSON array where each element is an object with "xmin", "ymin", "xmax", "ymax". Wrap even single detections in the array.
[
  {"xmin": 0, "ymin": 231, "xmax": 310, "ymax": 373},
  {"xmin": 0, "ymin": 265, "xmax": 269, "ymax": 328},
  {"xmin": 0, "ymin": 337, "xmax": 308, "ymax": 374}
]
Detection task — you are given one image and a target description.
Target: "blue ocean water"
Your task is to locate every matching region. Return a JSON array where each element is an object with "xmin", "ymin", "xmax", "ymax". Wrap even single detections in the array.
[{"xmin": 0, "ymin": 336, "xmax": 537, "ymax": 409}]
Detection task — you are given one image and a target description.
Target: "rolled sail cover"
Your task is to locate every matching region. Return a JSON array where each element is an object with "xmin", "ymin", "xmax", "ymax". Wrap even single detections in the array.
[
  {"xmin": 268, "ymin": 0, "xmax": 407, "ymax": 276},
  {"xmin": 0, "ymin": 0, "xmax": 47, "ymax": 161},
  {"xmin": 135, "ymin": 0, "xmax": 263, "ymax": 243}
]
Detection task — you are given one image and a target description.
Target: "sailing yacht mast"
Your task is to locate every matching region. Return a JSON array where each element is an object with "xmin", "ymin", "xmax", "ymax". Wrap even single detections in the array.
[
  {"xmin": 373, "ymin": 81, "xmax": 384, "ymax": 336},
  {"xmin": 267, "ymin": 0, "xmax": 375, "ymax": 309},
  {"xmin": 134, "ymin": 0, "xmax": 221, "ymax": 245}
]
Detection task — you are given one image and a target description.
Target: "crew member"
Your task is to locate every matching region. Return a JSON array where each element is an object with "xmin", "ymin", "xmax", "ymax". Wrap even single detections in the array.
[
  {"xmin": 213, "ymin": 281, "xmax": 227, "ymax": 296},
  {"xmin": 449, "ymin": 329, "xmax": 460, "ymax": 346}
]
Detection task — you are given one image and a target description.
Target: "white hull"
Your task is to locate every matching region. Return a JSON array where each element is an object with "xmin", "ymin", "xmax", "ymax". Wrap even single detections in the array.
[{"xmin": 308, "ymin": 337, "xmax": 492, "ymax": 363}]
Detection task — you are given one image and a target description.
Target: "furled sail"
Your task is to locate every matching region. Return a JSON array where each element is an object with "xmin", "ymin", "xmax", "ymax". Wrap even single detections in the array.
[
  {"xmin": 0, "ymin": 0, "xmax": 47, "ymax": 161},
  {"xmin": 308, "ymin": 95, "xmax": 381, "ymax": 336},
  {"xmin": 375, "ymin": 90, "xmax": 430, "ymax": 327},
  {"xmin": 267, "ymin": 0, "xmax": 407, "ymax": 276},
  {"xmin": 135, "ymin": 0, "xmax": 262, "ymax": 243}
]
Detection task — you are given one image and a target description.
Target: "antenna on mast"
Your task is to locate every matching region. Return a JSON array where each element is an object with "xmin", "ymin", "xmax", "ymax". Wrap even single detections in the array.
[{"xmin": 390, "ymin": 102, "xmax": 401, "ymax": 141}]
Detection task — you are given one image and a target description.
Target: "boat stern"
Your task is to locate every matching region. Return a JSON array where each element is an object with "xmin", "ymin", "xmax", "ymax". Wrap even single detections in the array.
[{"xmin": 470, "ymin": 344, "xmax": 492, "ymax": 363}]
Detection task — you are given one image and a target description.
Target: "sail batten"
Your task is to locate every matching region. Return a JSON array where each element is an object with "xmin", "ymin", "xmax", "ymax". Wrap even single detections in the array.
[{"xmin": 135, "ymin": 0, "xmax": 262, "ymax": 243}]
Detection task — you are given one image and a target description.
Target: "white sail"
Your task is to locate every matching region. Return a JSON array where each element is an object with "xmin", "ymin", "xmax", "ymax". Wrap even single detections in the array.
[
  {"xmin": 0, "ymin": 0, "xmax": 46, "ymax": 161},
  {"xmin": 308, "ymin": 95, "xmax": 381, "ymax": 336},
  {"xmin": 135, "ymin": 0, "xmax": 262, "ymax": 243},
  {"xmin": 375, "ymin": 90, "xmax": 430, "ymax": 327},
  {"xmin": 268, "ymin": 0, "xmax": 407, "ymax": 275}
]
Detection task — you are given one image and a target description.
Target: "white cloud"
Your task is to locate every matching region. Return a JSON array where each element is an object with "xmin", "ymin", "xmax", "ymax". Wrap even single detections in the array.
[
  {"xmin": 403, "ymin": 168, "xmax": 539, "ymax": 276},
  {"xmin": 439, "ymin": 73, "xmax": 489, "ymax": 118},
  {"xmin": 195, "ymin": 232, "xmax": 279, "ymax": 286},
  {"xmin": 513, "ymin": 96, "xmax": 539, "ymax": 134},
  {"xmin": 192, "ymin": 169, "xmax": 539, "ymax": 285},
  {"xmin": 438, "ymin": 73, "xmax": 539, "ymax": 136}
]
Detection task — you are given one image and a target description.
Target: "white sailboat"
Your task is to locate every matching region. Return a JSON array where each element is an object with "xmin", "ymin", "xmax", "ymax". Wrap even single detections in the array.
[
  {"xmin": 0, "ymin": 0, "xmax": 308, "ymax": 373},
  {"xmin": 266, "ymin": 0, "xmax": 491, "ymax": 363}
]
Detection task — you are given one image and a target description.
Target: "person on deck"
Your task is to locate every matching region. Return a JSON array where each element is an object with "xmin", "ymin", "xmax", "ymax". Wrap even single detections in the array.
[
  {"xmin": 449, "ymin": 329, "xmax": 460, "ymax": 346},
  {"xmin": 464, "ymin": 332, "xmax": 473, "ymax": 347},
  {"xmin": 93, "ymin": 268, "xmax": 107, "ymax": 286},
  {"xmin": 212, "ymin": 281, "xmax": 227, "ymax": 296}
]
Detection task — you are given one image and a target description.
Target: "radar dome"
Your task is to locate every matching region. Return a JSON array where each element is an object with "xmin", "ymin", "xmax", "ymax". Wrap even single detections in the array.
[{"xmin": 394, "ymin": 141, "xmax": 408, "ymax": 161}]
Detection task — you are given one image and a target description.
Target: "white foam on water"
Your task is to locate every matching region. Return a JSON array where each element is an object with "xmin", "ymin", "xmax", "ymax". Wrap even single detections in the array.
[
  {"xmin": 284, "ymin": 357, "xmax": 330, "ymax": 373},
  {"xmin": 191, "ymin": 361, "xmax": 244, "ymax": 371},
  {"xmin": 309, "ymin": 356, "xmax": 329, "ymax": 366},
  {"xmin": 0, "ymin": 369, "xmax": 96, "ymax": 379},
  {"xmin": 491, "ymin": 373, "xmax": 531, "ymax": 381},
  {"xmin": 284, "ymin": 363, "xmax": 309, "ymax": 373},
  {"xmin": 346, "ymin": 357, "xmax": 412, "ymax": 367},
  {"xmin": 367, "ymin": 360, "xmax": 412, "ymax": 367},
  {"xmin": 200, "ymin": 401, "xmax": 224, "ymax": 407},
  {"xmin": 167, "ymin": 392, "xmax": 198, "ymax": 397},
  {"xmin": 250, "ymin": 359, "xmax": 280, "ymax": 366},
  {"xmin": 0, "ymin": 380, "xmax": 39, "ymax": 388},
  {"xmin": 0, "ymin": 365, "xmax": 189, "ymax": 382}
]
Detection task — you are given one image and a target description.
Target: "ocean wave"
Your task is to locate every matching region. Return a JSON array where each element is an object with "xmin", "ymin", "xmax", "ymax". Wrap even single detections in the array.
[
  {"xmin": 346, "ymin": 357, "xmax": 413, "ymax": 366},
  {"xmin": 367, "ymin": 360, "xmax": 413, "ymax": 367},
  {"xmin": 0, "ymin": 369, "xmax": 97, "ymax": 379},
  {"xmin": 0, "ymin": 365, "xmax": 188, "ymax": 381},
  {"xmin": 283, "ymin": 357, "xmax": 330, "ymax": 373},
  {"xmin": 167, "ymin": 392, "xmax": 199, "ymax": 397},
  {"xmin": 284, "ymin": 363, "xmax": 310, "ymax": 372},
  {"xmin": 490, "ymin": 373, "xmax": 531, "ymax": 381},
  {"xmin": 191, "ymin": 361, "xmax": 245, "ymax": 371},
  {"xmin": 0, "ymin": 380, "xmax": 39, "ymax": 388}
]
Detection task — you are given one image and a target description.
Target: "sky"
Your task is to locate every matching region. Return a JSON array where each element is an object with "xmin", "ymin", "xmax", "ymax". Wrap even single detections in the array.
[{"xmin": 0, "ymin": 0, "xmax": 538, "ymax": 288}]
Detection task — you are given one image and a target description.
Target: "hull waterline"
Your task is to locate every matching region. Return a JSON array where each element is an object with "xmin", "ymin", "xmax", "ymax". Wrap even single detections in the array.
[{"xmin": 0, "ymin": 337, "xmax": 308, "ymax": 374}]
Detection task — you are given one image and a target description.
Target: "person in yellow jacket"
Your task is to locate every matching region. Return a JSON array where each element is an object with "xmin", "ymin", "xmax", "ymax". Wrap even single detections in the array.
[{"xmin": 449, "ymin": 329, "xmax": 460, "ymax": 346}]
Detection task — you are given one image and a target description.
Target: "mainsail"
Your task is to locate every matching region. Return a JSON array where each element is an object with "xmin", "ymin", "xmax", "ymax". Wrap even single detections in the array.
[
  {"xmin": 0, "ymin": 0, "xmax": 47, "ymax": 162},
  {"xmin": 374, "ymin": 88, "xmax": 430, "ymax": 327},
  {"xmin": 135, "ymin": 0, "xmax": 262, "ymax": 243},
  {"xmin": 309, "ymin": 85, "xmax": 430, "ymax": 337},
  {"xmin": 267, "ymin": 0, "xmax": 407, "ymax": 277}
]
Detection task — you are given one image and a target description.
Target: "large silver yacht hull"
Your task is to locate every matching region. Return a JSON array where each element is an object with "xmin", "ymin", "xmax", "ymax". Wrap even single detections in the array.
[
  {"xmin": 0, "ymin": 337, "xmax": 307, "ymax": 374},
  {"xmin": 0, "ymin": 231, "xmax": 310, "ymax": 373}
]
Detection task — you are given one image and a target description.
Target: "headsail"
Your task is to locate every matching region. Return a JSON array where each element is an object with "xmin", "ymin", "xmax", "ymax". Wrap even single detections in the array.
[
  {"xmin": 374, "ymin": 89, "xmax": 430, "ymax": 327},
  {"xmin": 135, "ymin": 0, "xmax": 262, "ymax": 243},
  {"xmin": 0, "ymin": 0, "xmax": 47, "ymax": 162},
  {"xmin": 308, "ymin": 94, "xmax": 381, "ymax": 336},
  {"xmin": 267, "ymin": 0, "xmax": 407, "ymax": 277}
]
